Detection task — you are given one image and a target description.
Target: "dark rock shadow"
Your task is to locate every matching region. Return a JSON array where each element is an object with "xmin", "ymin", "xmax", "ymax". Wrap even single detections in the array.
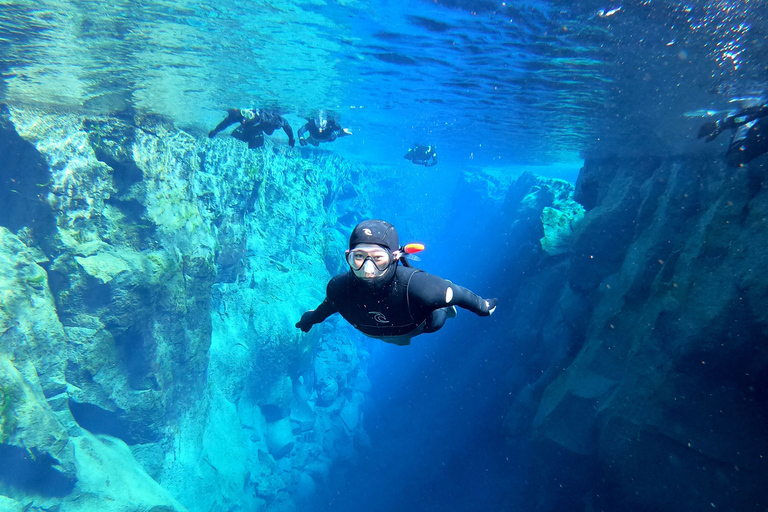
[
  {"xmin": 0, "ymin": 444, "xmax": 75, "ymax": 497},
  {"xmin": 0, "ymin": 104, "xmax": 56, "ymax": 251}
]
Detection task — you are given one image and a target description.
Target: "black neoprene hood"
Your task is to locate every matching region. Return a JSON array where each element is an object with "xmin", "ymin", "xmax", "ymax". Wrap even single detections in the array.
[{"xmin": 349, "ymin": 220, "xmax": 399, "ymax": 251}]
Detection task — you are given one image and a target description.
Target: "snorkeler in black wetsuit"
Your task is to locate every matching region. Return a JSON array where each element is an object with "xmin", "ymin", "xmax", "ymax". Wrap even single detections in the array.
[
  {"xmin": 404, "ymin": 145, "xmax": 438, "ymax": 167},
  {"xmin": 208, "ymin": 108, "xmax": 295, "ymax": 149},
  {"xmin": 295, "ymin": 220, "xmax": 498, "ymax": 346},
  {"xmin": 297, "ymin": 112, "xmax": 352, "ymax": 146},
  {"xmin": 698, "ymin": 103, "xmax": 768, "ymax": 167}
]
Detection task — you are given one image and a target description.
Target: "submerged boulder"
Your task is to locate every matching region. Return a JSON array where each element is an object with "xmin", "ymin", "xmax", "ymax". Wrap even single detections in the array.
[
  {"xmin": 0, "ymin": 496, "xmax": 23, "ymax": 512},
  {"xmin": 62, "ymin": 434, "xmax": 188, "ymax": 512},
  {"xmin": 266, "ymin": 417, "xmax": 296, "ymax": 460}
]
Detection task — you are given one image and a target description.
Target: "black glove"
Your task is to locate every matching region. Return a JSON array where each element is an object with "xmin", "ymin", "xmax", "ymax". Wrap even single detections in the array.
[
  {"xmin": 483, "ymin": 298, "xmax": 498, "ymax": 316},
  {"xmin": 295, "ymin": 311, "xmax": 315, "ymax": 333},
  {"xmin": 299, "ymin": 138, "xmax": 308, "ymax": 147},
  {"xmin": 208, "ymin": 130, "xmax": 217, "ymax": 139},
  {"xmin": 698, "ymin": 120, "xmax": 720, "ymax": 142}
]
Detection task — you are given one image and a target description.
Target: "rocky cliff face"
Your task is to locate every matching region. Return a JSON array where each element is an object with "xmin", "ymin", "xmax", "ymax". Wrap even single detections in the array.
[
  {"xmin": 4, "ymin": 103, "xmax": 765, "ymax": 512},
  {"xmin": 0, "ymin": 105, "xmax": 375, "ymax": 512},
  {"xmin": 502, "ymin": 156, "xmax": 768, "ymax": 512}
]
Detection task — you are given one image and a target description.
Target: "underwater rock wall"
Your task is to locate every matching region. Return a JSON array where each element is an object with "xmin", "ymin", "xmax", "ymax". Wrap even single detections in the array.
[
  {"xmin": 502, "ymin": 157, "xmax": 768, "ymax": 512},
  {"xmin": 0, "ymin": 105, "xmax": 374, "ymax": 512}
]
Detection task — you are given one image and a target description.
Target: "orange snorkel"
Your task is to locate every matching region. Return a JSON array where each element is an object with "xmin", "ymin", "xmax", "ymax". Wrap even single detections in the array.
[
  {"xmin": 403, "ymin": 243, "xmax": 425, "ymax": 254},
  {"xmin": 398, "ymin": 243, "xmax": 425, "ymax": 267}
]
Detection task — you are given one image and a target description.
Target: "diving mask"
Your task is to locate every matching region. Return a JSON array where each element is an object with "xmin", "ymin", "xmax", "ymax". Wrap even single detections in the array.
[
  {"xmin": 315, "ymin": 114, "xmax": 328, "ymax": 132},
  {"xmin": 346, "ymin": 245, "xmax": 393, "ymax": 278}
]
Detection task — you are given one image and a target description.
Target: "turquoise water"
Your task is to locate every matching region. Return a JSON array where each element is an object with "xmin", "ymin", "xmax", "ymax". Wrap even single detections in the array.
[
  {"xmin": 5, "ymin": 0, "xmax": 761, "ymax": 167},
  {"xmin": 1, "ymin": 1, "xmax": 768, "ymax": 512}
]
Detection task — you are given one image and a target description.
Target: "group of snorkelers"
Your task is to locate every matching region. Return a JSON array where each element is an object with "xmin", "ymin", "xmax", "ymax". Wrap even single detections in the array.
[
  {"xmin": 209, "ymin": 107, "xmax": 439, "ymax": 167},
  {"xmin": 208, "ymin": 108, "xmax": 352, "ymax": 149},
  {"xmin": 210, "ymin": 101, "xmax": 768, "ymax": 169}
]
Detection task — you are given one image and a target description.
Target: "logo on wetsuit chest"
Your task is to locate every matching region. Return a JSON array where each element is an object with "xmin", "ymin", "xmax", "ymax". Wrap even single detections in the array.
[{"xmin": 368, "ymin": 311, "xmax": 389, "ymax": 323}]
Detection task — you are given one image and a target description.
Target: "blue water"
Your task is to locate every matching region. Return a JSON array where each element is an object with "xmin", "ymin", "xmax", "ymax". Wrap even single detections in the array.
[
  {"xmin": 1, "ymin": 0, "xmax": 767, "ymax": 511},
  {"xmin": 5, "ymin": 0, "xmax": 762, "ymax": 167}
]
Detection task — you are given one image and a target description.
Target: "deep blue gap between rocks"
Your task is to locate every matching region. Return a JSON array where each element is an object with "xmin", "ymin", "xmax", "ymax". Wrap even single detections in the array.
[
  {"xmin": 0, "ymin": 444, "xmax": 75, "ymax": 497},
  {"xmin": 0, "ymin": 105, "xmax": 56, "ymax": 250}
]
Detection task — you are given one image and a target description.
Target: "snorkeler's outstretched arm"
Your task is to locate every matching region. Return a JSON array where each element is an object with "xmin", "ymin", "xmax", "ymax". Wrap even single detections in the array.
[
  {"xmin": 729, "ymin": 105, "xmax": 768, "ymax": 126},
  {"xmin": 328, "ymin": 126, "xmax": 351, "ymax": 141},
  {"xmin": 699, "ymin": 104, "xmax": 768, "ymax": 142},
  {"xmin": 282, "ymin": 119, "xmax": 296, "ymax": 147},
  {"xmin": 209, "ymin": 108, "xmax": 244, "ymax": 138},
  {"xmin": 408, "ymin": 272, "xmax": 498, "ymax": 317},
  {"xmin": 295, "ymin": 275, "xmax": 344, "ymax": 332},
  {"xmin": 297, "ymin": 123, "xmax": 309, "ymax": 146},
  {"xmin": 296, "ymin": 299, "xmax": 336, "ymax": 332}
]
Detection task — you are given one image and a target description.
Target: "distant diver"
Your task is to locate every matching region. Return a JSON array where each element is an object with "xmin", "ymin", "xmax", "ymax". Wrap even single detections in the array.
[
  {"xmin": 297, "ymin": 111, "xmax": 352, "ymax": 146},
  {"xmin": 295, "ymin": 219, "xmax": 498, "ymax": 346},
  {"xmin": 698, "ymin": 103, "xmax": 768, "ymax": 166},
  {"xmin": 208, "ymin": 108, "xmax": 295, "ymax": 149},
  {"xmin": 404, "ymin": 144, "xmax": 438, "ymax": 167}
]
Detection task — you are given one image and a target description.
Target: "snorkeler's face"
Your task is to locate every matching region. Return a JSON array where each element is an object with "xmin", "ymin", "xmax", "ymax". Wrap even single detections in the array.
[{"xmin": 347, "ymin": 244, "xmax": 392, "ymax": 279}]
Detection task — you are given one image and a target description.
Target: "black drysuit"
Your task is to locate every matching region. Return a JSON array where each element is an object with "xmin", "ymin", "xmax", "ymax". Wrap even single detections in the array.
[
  {"xmin": 699, "ymin": 104, "xmax": 768, "ymax": 166},
  {"xmin": 404, "ymin": 145, "xmax": 438, "ymax": 167},
  {"xmin": 297, "ymin": 266, "xmax": 494, "ymax": 345},
  {"xmin": 209, "ymin": 109, "xmax": 295, "ymax": 148},
  {"xmin": 297, "ymin": 119, "xmax": 348, "ymax": 146}
]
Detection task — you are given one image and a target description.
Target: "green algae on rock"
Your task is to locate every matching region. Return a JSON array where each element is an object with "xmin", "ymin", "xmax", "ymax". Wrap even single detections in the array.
[{"xmin": 0, "ymin": 384, "xmax": 16, "ymax": 443}]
